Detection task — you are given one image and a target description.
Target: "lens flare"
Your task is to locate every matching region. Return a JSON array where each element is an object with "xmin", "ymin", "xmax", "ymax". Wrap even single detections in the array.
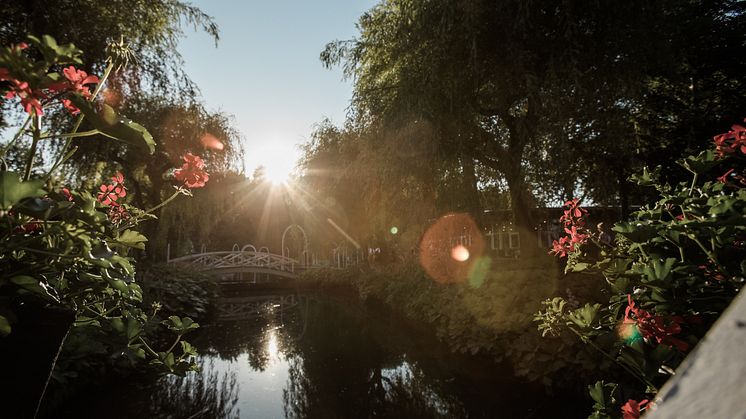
[
  {"xmin": 419, "ymin": 213, "xmax": 485, "ymax": 283},
  {"xmin": 200, "ymin": 133, "xmax": 224, "ymax": 151},
  {"xmin": 451, "ymin": 245, "xmax": 469, "ymax": 261},
  {"xmin": 101, "ymin": 88, "xmax": 122, "ymax": 107},
  {"xmin": 618, "ymin": 320, "xmax": 642, "ymax": 344},
  {"xmin": 468, "ymin": 256, "xmax": 492, "ymax": 288}
]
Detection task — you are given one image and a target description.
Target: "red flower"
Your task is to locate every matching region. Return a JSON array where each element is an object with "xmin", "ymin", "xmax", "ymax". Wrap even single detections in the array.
[
  {"xmin": 96, "ymin": 172, "xmax": 127, "ymax": 207},
  {"xmin": 621, "ymin": 399, "xmax": 650, "ymax": 419},
  {"xmin": 1, "ymin": 67, "xmax": 48, "ymax": 115},
  {"xmin": 173, "ymin": 153, "xmax": 209, "ymax": 189},
  {"xmin": 14, "ymin": 221, "xmax": 40, "ymax": 234},
  {"xmin": 49, "ymin": 66, "xmax": 100, "ymax": 114},
  {"xmin": 107, "ymin": 204, "xmax": 130, "ymax": 224},
  {"xmin": 625, "ymin": 295, "xmax": 689, "ymax": 351},
  {"xmin": 61, "ymin": 66, "xmax": 99, "ymax": 98},
  {"xmin": 550, "ymin": 236, "xmax": 572, "ymax": 257},
  {"xmin": 717, "ymin": 168, "xmax": 735, "ymax": 184},
  {"xmin": 61, "ymin": 188, "xmax": 73, "ymax": 202},
  {"xmin": 550, "ymin": 198, "xmax": 590, "ymax": 258},
  {"xmin": 713, "ymin": 121, "xmax": 746, "ymax": 157},
  {"xmin": 60, "ymin": 98, "xmax": 80, "ymax": 115},
  {"xmin": 2, "ymin": 78, "xmax": 46, "ymax": 116}
]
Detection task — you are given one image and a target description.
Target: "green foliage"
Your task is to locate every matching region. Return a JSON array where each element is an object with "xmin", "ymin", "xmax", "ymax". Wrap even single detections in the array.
[
  {"xmin": 68, "ymin": 95, "xmax": 156, "ymax": 154},
  {"xmin": 0, "ymin": 172, "xmax": 45, "ymax": 209},
  {"xmin": 0, "ymin": 0, "xmax": 219, "ymax": 98},
  {"xmin": 139, "ymin": 264, "xmax": 218, "ymax": 321},
  {"xmin": 0, "ymin": 36, "xmax": 200, "ymax": 380},
  {"xmin": 310, "ymin": 0, "xmax": 746, "ymax": 252},
  {"xmin": 538, "ymin": 122, "xmax": 746, "ymax": 417}
]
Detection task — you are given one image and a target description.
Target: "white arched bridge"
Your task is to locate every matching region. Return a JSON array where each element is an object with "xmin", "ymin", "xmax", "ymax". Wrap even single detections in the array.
[
  {"xmin": 168, "ymin": 244, "xmax": 305, "ymax": 281},
  {"xmin": 166, "ymin": 225, "xmax": 363, "ymax": 284}
]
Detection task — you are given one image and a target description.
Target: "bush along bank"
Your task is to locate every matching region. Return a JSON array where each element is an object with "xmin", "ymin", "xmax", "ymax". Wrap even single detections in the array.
[
  {"xmin": 43, "ymin": 263, "xmax": 220, "ymax": 415},
  {"xmin": 538, "ymin": 121, "xmax": 746, "ymax": 418},
  {"xmin": 300, "ymin": 258, "xmax": 610, "ymax": 392}
]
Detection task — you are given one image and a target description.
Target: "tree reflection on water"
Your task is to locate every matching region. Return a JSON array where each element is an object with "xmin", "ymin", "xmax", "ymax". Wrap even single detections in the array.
[
  {"xmin": 274, "ymin": 293, "xmax": 467, "ymax": 418},
  {"xmin": 185, "ymin": 291, "xmax": 577, "ymax": 418},
  {"xmin": 149, "ymin": 358, "xmax": 240, "ymax": 419}
]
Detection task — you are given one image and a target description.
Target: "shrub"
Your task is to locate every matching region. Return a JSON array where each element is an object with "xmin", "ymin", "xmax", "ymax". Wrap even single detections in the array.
[{"xmin": 538, "ymin": 120, "xmax": 746, "ymax": 418}]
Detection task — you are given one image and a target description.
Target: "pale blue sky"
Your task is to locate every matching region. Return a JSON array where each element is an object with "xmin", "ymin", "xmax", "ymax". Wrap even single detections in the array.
[{"xmin": 179, "ymin": 1, "xmax": 377, "ymax": 176}]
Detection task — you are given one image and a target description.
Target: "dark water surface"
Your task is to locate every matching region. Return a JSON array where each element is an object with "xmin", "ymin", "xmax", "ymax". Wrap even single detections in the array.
[{"xmin": 55, "ymin": 289, "xmax": 585, "ymax": 418}]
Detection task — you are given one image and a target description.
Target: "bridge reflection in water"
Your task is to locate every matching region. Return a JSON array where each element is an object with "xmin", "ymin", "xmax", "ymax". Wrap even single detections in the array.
[{"xmin": 216, "ymin": 293, "xmax": 303, "ymax": 322}]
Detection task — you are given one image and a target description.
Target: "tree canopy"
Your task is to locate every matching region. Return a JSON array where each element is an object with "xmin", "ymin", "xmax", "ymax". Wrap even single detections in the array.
[
  {"xmin": 310, "ymin": 0, "xmax": 746, "ymax": 251},
  {"xmin": 0, "ymin": 0, "xmax": 219, "ymax": 99}
]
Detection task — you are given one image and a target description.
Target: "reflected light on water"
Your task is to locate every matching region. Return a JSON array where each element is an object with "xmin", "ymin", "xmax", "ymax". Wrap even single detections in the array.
[{"xmin": 267, "ymin": 328, "xmax": 279, "ymax": 360}]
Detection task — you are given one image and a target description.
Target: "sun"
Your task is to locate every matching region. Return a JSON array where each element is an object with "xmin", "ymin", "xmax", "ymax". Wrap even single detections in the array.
[
  {"xmin": 249, "ymin": 141, "xmax": 300, "ymax": 185},
  {"xmin": 263, "ymin": 160, "xmax": 294, "ymax": 184}
]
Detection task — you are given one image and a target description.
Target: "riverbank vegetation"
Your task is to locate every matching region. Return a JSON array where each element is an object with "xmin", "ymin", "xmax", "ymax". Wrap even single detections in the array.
[{"xmin": 301, "ymin": 259, "xmax": 606, "ymax": 388}]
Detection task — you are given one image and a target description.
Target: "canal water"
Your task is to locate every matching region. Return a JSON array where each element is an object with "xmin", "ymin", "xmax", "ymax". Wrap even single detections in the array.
[{"xmin": 55, "ymin": 289, "xmax": 586, "ymax": 418}]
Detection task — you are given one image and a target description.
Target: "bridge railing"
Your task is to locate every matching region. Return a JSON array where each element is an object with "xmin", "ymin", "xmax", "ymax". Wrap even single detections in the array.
[{"xmin": 168, "ymin": 250, "xmax": 300, "ymax": 274}]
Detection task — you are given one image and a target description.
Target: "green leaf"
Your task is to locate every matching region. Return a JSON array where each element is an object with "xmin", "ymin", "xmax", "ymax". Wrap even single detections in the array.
[
  {"xmin": 69, "ymin": 96, "xmax": 156, "ymax": 154},
  {"xmin": 613, "ymin": 222, "xmax": 659, "ymax": 243},
  {"xmin": 110, "ymin": 317, "xmax": 125, "ymax": 333},
  {"xmin": 629, "ymin": 166, "xmax": 660, "ymax": 187},
  {"xmin": 0, "ymin": 315, "xmax": 11, "ymax": 336},
  {"xmin": 568, "ymin": 303, "xmax": 601, "ymax": 329},
  {"xmin": 27, "ymin": 34, "xmax": 83, "ymax": 65},
  {"xmin": 116, "ymin": 230, "xmax": 148, "ymax": 250},
  {"xmin": 678, "ymin": 149, "xmax": 718, "ymax": 175},
  {"xmin": 9, "ymin": 275, "xmax": 58, "ymax": 301},
  {"xmin": 180, "ymin": 341, "xmax": 197, "ymax": 357},
  {"xmin": 568, "ymin": 262, "xmax": 590, "ymax": 272},
  {"xmin": 126, "ymin": 317, "xmax": 142, "ymax": 340},
  {"xmin": 0, "ymin": 172, "xmax": 46, "ymax": 210}
]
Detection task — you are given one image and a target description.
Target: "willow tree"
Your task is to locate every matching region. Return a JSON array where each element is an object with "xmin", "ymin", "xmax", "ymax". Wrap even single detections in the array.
[
  {"xmin": 0, "ymin": 0, "xmax": 218, "ymax": 98},
  {"xmin": 322, "ymin": 0, "xmax": 746, "ymax": 253}
]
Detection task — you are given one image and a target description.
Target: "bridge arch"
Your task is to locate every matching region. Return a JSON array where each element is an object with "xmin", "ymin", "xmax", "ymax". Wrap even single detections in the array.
[{"xmin": 281, "ymin": 224, "xmax": 310, "ymax": 266}]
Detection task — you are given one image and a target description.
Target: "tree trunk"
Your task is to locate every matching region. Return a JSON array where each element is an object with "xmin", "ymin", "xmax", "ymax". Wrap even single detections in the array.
[
  {"xmin": 504, "ymin": 168, "xmax": 538, "ymax": 257},
  {"xmin": 460, "ymin": 155, "xmax": 482, "ymax": 224}
]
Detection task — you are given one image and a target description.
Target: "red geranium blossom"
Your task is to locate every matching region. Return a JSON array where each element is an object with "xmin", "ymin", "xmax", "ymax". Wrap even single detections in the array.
[
  {"xmin": 550, "ymin": 236, "xmax": 573, "ymax": 257},
  {"xmin": 550, "ymin": 198, "xmax": 590, "ymax": 258},
  {"xmin": 173, "ymin": 153, "xmax": 210, "ymax": 189},
  {"xmin": 717, "ymin": 168, "xmax": 735, "ymax": 184},
  {"xmin": 713, "ymin": 121, "xmax": 746, "ymax": 157},
  {"xmin": 1, "ymin": 76, "xmax": 46, "ymax": 116},
  {"xmin": 621, "ymin": 399, "xmax": 650, "ymax": 419},
  {"xmin": 96, "ymin": 172, "xmax": 127, "ymax": 206},
  {"xmin": 624, "ymin": 295, "xmax": 689, "ymax": 351},
  {"xmin": 107, "ymin": 204, "xmax": 130, "ymax": 224},
  {"xmin": 52, "ymin": 66, "xmax": 100, "ymax": 115},
  {"xmin": 61, "ymin": 188, "xmax": 73, "ymax": 202},
  {"xmin": 560, "ymin": 198, "xmax": 587, "ymax": 225},
  {"xmin": 62, "ymin": 66, "xmax": 99, "ymax": 96}
]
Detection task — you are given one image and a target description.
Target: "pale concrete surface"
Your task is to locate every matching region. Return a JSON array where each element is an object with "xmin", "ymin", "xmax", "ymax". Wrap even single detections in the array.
[{"xmin": 648, "ymin": 289, "xmax": 746, "ymax": 419}]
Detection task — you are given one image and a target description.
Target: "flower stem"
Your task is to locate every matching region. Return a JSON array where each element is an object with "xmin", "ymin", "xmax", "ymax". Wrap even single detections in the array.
[
  {"xmin": 142, "ymin": 190, "xmax": 184, "ymax": 217},
  {"xmin": 0, "ymin": 115, "xmax": 31, "ymax": 159},
  {"xmin": 117, "ymin": 189, "xmax": 185, "ymax": 232},
  {"xmin": 23, "ymin": 115, "xmax": 41, "ymax": 181},
  {"xmin": 45, "ymin": 60, "xmax": 114, "ymax": 180},
  {"xmin": 688, "ymin": 173, "xmax": 699, "ymax": 196}
]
